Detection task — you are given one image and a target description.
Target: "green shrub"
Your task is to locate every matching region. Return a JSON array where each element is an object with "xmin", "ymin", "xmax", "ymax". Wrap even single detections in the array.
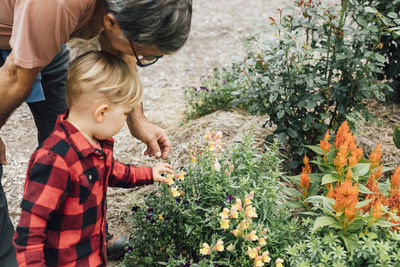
[
  {"xmin": 185, "ymin": 0, "xmax": 400, "ymax": 169},
  {"xmin": 123, "ymin": 130, "xmax": 299, "ymax": 266},
  {"xmin": 373, "ymin": 0, "xmax": 400, "ymax": 102}
]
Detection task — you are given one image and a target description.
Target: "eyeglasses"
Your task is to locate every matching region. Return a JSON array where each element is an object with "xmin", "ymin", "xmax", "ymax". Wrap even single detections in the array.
[{"xmin": 129, "ymin": 41, "xmax": 163, "ymax": 67}]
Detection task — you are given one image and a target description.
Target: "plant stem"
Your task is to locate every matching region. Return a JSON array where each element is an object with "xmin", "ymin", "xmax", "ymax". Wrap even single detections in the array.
[{"xmin": 327, "ymin": 0, "xmax": 348, "ymax": 128}]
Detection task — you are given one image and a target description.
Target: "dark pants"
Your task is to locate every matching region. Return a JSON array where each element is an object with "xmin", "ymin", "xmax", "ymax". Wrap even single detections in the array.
[{"xmin": 0, "ymin": 45, "xmax": 69, "ymax": 266}]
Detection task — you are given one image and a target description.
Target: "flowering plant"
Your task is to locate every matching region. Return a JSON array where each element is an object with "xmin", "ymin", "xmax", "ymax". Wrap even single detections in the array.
[
  {"xmin": 123, "ymin": 130, "xmax": 294, "ymax": 266},
  {"xmin": 287, "ymin": 120, "xmax": 400, "ymax": 257}
]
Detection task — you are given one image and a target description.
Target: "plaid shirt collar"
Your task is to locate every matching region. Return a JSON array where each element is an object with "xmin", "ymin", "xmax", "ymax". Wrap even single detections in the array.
[{"xmin": 57, "ymin": 110, "xmax": 114, "ymax": 158}]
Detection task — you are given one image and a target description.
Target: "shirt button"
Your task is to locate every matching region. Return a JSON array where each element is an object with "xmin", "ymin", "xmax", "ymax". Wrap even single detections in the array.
[
  {"xmin": 88, "ymin": 174, "xmax": 92, "ymax": 180},
  {"xmin": 99, "ymin": 156, "xmax": 104, "ymax": 160}
]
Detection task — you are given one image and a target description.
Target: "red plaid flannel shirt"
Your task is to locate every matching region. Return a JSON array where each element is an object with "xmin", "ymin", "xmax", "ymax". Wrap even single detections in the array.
[{"xmin": 13, "ymin": 112, "xmax": 154, "ymax": 267}]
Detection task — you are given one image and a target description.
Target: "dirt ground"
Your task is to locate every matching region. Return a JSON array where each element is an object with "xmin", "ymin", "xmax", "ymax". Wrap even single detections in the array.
[{"xmin": 2, "ymin": 0, "xmax": 399, "ymax": 265}]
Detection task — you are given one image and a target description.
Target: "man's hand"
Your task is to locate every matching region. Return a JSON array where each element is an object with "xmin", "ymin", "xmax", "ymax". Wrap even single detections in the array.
[
  {"xmin": 0, "ymin": 137, "xmax": 6, "ymax": 165},
  {"xmin": 127, "ymin": 114, "xmax": 171, "ymax": 159}
]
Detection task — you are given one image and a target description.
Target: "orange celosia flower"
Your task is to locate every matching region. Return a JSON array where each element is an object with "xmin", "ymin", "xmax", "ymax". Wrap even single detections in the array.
[
  {"xmin": 334, "ymin": 120, "xmax": 350, "ymax": 149},
  {"xmin": 387, "ymin": 190, "xmax": 400, "ymax": 216},
  {"xmin": 320, "ymin": 130, "xmax": 332, "ymax": 154},
  {"xmin": 345, "ymin": 169, "xmax": 352, "ymax": 181},
  {"xmin": 302, "ymin": 154, "xmax": 311, "ymax": 175},
  {"xmin": 327, "ymin": 183, "xmax": 334, "ymax": 199},
  {"xmin": 348, "ymin": 155, "xmax": 358, "ymax": 168},
  {"xmin": 332, "ymin": 180, "xmax": 359, "ymax": 222},
  {"xmin": 300, "ymin": 155, "xmax": 311, "ymax": 198},
  {"xmin": 349, "ymin": 142, "xmax": 363, "ymax": 163},
  {"xmin": 387, "ymin": 168, "xmax": 400, "ymax": 215},
  {"xmin": 334, "ymin": 144, "xmax": 348, "ymax": 174},
  {"xmin": 369, "ymin": 143, "xmax": 382, "ymax": 170},
  {"xmin": 300, "ymin": 173, "xmax": 310, "ymax": 198},
  {"xmin": 390, "ymin": 167, "xmax": 400, "ymax": 191},
  {"xmin": 372, "ymin": 197, "xmax": 382, "ymax": 222},
  {"xmin": 362, "ymin": 165, "xmax": 384, "ymax": 213}
]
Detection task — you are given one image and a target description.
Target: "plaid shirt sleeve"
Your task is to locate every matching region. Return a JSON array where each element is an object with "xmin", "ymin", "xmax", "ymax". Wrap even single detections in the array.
[
  {"xmin": 108, "ymin": 158, "xmax": 153, "ymax": 188},
  {"xmin": 13, "ymin": 150, "xmax": 70, "ymax": 267}
]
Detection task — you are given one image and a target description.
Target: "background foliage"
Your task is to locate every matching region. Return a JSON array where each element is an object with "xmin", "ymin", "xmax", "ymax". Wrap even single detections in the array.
[
  {"xmin": 373, "ymin": 0, "xmax": 400, "ymax": 102},
  {"xmin": 185, "ymin": 0, "xmax": 400, "ymax": 169}
]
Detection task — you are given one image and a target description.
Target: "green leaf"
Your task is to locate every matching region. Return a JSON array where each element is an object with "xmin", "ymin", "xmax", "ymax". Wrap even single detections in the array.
[
  {"xmin": 387, "ymin": 12, "xmax": 398, "ymax": 19},
  {"xmin": 375, "ymin": 53, "xmax": 386, "ymax": 64},
  {"xmin": 282, "ymin": 187, "xmax": 302, "ymax": 197},
  {"xmin": 352, "ymin": 163, "xmax": 370, "ymax": 178},
  {"xmin": 358, "ymin": 183, "xmax": 373, "ymax": 194},
  {"xmin": 287, "ymin": 127, "xmax": 298, "ymax": 138},
  {"xmin": 382, "ymin": 166, "xmax": 395, "ymax": 173},
  {"xmin": 364, "ymin": 7, "xmax": 377, "ymax": 14},
  {"xmin": 355, "ymin": 198, "xmax": 375, "ymax": 209},
  {"xmin": 312, "ymin": 216, "xmax": 337, "ymax": 231},
  {"xmin": 186, "ymin": 225, "xmax": 194, "ymax": 237},
  {"xmin": 340, "ymin": 233, "xmax": 359, "ymax": 256},
  {"xmin": 394, "ymin": 125, "xmax": 400, "ymax": 149},
  {"xmin": 374, "ymin": 219, "xmax": 399, "ymax": 228},
  {"xmin": 303, "ymin": 145, "xmax": 325, "ymax": 155},
  {"xmin": 366, "ymin": 232, "xmax": 378, "ymax": 240},
  {"xmin": 277, "ymin": 109, "xmax": 285, "ymax": 119},
  {"xmin": 284, "ymin": 174, "xmax": 300, "ymax": 185},
  {"xmin": 306, "ymin": 195, "xmax": 335, "ymax": 206},
  {"xmin": 321, "ymin": 174, "xmax": 338, "ymax": 185}
]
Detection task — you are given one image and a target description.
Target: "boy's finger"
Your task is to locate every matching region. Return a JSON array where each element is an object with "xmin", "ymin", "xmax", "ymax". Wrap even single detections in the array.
[
  {"xmin": 164, "ymin": 163, "xmax": 174, "ymax": 169},
  {"xmin": 161, "ymin": 167, "xmax": 174, "ymax": 174}
]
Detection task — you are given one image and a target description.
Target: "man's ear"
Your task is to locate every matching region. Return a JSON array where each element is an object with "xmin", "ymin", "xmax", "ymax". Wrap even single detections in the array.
[
  {"xmin": 103, "ymin": 13, "xmax": 117, "ymax": 30},
  {"xmin": 93, "ymin": 103, "xmax": 109, "ymax": 123}
]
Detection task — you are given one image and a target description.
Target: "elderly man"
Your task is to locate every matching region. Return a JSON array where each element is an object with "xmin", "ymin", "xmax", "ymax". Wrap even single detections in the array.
[{"xmin": 0, "ymin": 0, "xmax": 192, "ymax": 265}]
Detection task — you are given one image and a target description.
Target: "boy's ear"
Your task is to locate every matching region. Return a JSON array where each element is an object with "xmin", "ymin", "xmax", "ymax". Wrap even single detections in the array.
[
  {"xmin": 103, "ymin": 13, "xmax": 117, "ymax": 30},
  {"xmin": 93, "ymin": 103, "xmax": 109, "ymax": 123}
]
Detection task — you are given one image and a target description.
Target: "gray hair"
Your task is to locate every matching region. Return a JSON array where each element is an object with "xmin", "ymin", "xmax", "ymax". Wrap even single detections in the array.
[{"xmin": 101, "ymin": 0, "xmax": 192, "ymax": 54}]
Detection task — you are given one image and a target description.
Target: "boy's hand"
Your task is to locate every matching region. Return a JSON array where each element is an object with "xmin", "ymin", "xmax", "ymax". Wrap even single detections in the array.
[{"xmin": 153, "ymin": 162, "xmax": 174, "ymax": 183}]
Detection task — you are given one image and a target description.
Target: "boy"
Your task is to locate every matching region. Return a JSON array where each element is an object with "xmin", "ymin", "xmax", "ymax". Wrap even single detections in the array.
[{"xmin": 12, "ymin": 51, "xmax": 173, "ymax": 266}]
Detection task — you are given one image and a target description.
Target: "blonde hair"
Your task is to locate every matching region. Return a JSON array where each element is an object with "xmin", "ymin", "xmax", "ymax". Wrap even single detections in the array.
[{"xmin": 66, "ymin": 51, "xmax": 142, "ymax": 110}]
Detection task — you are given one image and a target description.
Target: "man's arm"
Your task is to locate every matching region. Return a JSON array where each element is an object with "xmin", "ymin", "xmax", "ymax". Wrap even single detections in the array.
[{"xmin": 0, "ymin": 51, "xmax": 41, "ymax": 164}]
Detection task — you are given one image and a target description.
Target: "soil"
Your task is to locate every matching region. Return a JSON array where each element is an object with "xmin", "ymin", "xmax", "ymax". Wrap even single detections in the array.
[{"xmin": 1, "ymin": 0, "xmax": 399, "ymax": 266}]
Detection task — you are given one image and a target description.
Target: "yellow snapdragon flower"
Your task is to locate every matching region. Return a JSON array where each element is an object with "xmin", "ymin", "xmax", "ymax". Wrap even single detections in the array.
[
  {"xmin": 219, "ymin": 208, "xmax": 230, "ymax": 219},
  {"xmin": 245, "ymin": 206, "xmax": 258, "ymax": 218},
  {"xmin": 220, "ymin": 219, "xmax": 230, "ymax": 229},
  {"xmin": 259, "ymin": 238, "xmax": 266, "ymax": 246},
  {"xmin": 262, "ymin": 251, "xmax": 271, "ymax": 263},
  {"xmin": 230, "ymin": 205, "xmax": 239, "ymax": 219},
  {"xmin": 200, "ymin": 242, "xmax": 211, "ymax": 255},
  {"xmin": 232, "ymin": 229, "xmax": 241, "ymax": 237},
  {"xmin": 171, "ymin": 187, "xmax": 180, "ymax": 198},
  {"xmin": 177, "ymin": 171, "xmax": 186, "ymax": 181},
  {"xmin": 247, "ymin": 247, "xmax": 258, "ymax": 259},
  {"xmin": 276, "ymin": 258, "xmax": 284, "ymax": 267},
  {"xmin": 213, "ymin": 239, "xmax": 224, "ymax": 252},
  {"xmin": 254, "ymin": 256, "xmax": 265, "ymax": 266},
  {"xmin": 234, "ymin": 198, "xmax": 243, "ymax": 212},
  {"xmin": 246, "ymin": 230, "xmax": 258, "ymax": 241}
]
